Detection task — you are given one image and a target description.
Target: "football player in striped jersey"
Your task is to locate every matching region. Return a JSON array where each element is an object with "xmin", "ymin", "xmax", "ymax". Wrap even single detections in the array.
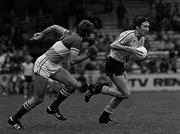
[
  {"xmin": 85, "ymin": 16, "xmax": 150, "ymax": 124},
  {"xmin": 8, "ymin": 20, "xmax": 98, "ymax": 129}
]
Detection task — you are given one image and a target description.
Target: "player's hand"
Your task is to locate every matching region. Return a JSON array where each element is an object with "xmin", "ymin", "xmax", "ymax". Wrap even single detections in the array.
[
  {"xmin": 87, "ymin": 45, "xmax": 98, "ymax": 57},
  {"xmin": 136, "ymin": 55, "xmax": 150, "ymax": 65},
  {"xmin": 30, "ymin": 32, "xmax": 42, "ymax": 40}
]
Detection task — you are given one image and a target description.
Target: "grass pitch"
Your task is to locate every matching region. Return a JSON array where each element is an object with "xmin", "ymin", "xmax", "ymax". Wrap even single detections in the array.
[{"xmin": 1, "ymin": 91, "xmax": 180, "ymax": 134}]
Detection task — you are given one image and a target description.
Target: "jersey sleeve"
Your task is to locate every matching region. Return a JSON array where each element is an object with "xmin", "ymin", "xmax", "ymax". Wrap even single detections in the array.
[
  {"xmin": 61, "ymin": 34, "xmax": 73, "ymax": 47},
  {"xmin": 61, "ymin": 34, "xmax": 81, "ymax": 57},
  {"xmin": 70, "ymin": 38, "xmax": 81, "ymax": 57},
  {"xmin": 117, "ymin": 33, "xmax": 133, "ymax": 45}
]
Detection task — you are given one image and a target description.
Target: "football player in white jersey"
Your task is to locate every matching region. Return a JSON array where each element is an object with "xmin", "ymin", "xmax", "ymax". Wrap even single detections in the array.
[
  {"xmin": 8, "ymin": 20, "xmax": 98, "ymax": 129},
  {"xmin": 85, "ymin": 16, "xmax": 150, "ymax": 124}
]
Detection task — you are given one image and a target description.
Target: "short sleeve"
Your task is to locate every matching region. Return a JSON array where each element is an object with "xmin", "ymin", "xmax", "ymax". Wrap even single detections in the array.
[
  {"xmin": 116, "ymin": 31, "xmax": 134, "ymax": 45},
  {"xmin": 61, "ymin": 33, "xmax": 82, "ymax": 57},
  {"xmin": 70, "ymin": 38, "xmax": 82, "ymax": 57}
]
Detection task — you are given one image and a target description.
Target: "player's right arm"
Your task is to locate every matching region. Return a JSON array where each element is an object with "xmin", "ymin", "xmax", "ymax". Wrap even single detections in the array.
[
  {"xmin": 110, "ymin": 33, "xmax": 142, "ymax": 57},
  {"xmin": 31, "ymin": 25, "xmax": 67, "ymax": 40},
  {"xmin": 110, "ymin": 40, "xmax": 137, "ymax": 52}
]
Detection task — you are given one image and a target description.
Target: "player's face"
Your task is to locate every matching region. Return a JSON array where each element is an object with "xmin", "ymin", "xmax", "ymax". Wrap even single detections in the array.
[
  {"xmin": 85, "ymin": 32, "xmax": 95, "ymax": 41},
  {"xmin": 138, "ymin": 21, "xmax": 150, "ymax": 36}
]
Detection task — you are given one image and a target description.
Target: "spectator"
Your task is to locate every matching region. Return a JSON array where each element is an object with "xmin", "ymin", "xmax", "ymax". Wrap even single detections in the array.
[
  {"xmin": 159, "ymin": 58, "xmax": 169, "ymax": 73},
  {"xmin": 84, "ymin": 58, "xmax": 97, "ymax": 71},
  {"xmin": 170, "ymin": 2, "xmax": 179, "ymax": 17},
  {"xmin": 104, "ymin": 0, "xmax": 113, "ymax": 13},
  {"xmin": 77, "ymin": 71, "xmax": 87, "ymax": 93},
  {"xmin": 0, "ymin": 49, "xmax": 6, "ymax": 71},
  {"xmin": 147, "ymin": 3, "xmax": 157, "ymax": 31},
  {"xmin": 169, "ymin": 50, "xmax": 177, "ymax": 73},
  {"xmin": 21, "ymin": 55, "xmax": 34, "ymax": 99},
  {"xmin": 116, "ymin": 0, "xmax": 126, "ymax": 28},
  {"xmin": 0, "ymin": 76, "xmax": 9, "ymax": 95},
  {"xmin": 85, "ymin": 11, "xmax": 102, "ymax": 29},
  {"xmin": 164, "ymin": 37, "xmax": 175, "ymax": 50}
]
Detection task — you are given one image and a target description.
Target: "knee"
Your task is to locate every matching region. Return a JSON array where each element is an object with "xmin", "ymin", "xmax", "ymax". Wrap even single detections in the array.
[
  {"xmin": 73, "ymin": 81, "xmax": 81, "ymax": 89},
  {"xmin": 64, "ymin": 86, "xmax": 76, "ymax": 94},
  {"xmin": 69, "ymin": 81, "xmax": 81, "ymax": 90},
  {"xmin": 34, "ymin": 96, "xmax": 44, "ymax": 104},
  {"xmin": 64, "ymin": 81, "xmax": 81, "ymax": 94},
  {"xmin": 67, "ymin": 79, "xmax": 80, "ymax": 89},
  {"xmin": 122, "ymin": 90, "xmax": 131, "ymax": 99}
]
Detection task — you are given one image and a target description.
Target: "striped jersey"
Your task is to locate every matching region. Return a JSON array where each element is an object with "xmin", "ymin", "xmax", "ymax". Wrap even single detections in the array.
[
  {"xmin": 45, "ymin": 30, "xmax": 82, "ymax": 64},
  {"xmin": 110, "ymin": 30, "xmax": 145, "ymax": 62}
]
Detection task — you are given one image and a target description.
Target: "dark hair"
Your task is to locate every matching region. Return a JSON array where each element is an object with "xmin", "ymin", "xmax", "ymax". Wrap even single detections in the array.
[
  {"xmin": 133, "ymin": 16, "xmax": 148, "ymax": 29},
  {"xmin": 77, "ymin": 20, "xmax": 94, "ymax": 37}
]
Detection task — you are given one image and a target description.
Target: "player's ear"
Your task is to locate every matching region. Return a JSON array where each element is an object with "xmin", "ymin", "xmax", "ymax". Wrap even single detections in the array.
[{"xmin": 136, "ymin": 26, "xmax": 140, "ymax": 30}]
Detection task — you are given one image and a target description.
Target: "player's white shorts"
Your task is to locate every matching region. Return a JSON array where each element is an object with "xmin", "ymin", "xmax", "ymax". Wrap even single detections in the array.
[{"xmin": 34, "ymin": 54, "xmax": 61, "ymax": 78}]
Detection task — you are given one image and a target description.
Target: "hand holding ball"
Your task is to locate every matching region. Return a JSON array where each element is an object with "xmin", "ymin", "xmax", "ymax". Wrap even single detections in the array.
[{"xmin": 135, "ymin": 46, "xmax": 148, "ymax": 61}]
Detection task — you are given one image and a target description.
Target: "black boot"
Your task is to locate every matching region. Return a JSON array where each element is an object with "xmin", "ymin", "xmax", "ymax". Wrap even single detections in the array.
[
  {"xmin": 99, "ymin": 111, "xmax": 119, "ymax": 124},
  {"xmin": 84, "ymin": 84, "xmax": 103, "ymax": 102},
  {"xmin": 46, "ymin": 106, "xmax": 67, "ymax": 121}
]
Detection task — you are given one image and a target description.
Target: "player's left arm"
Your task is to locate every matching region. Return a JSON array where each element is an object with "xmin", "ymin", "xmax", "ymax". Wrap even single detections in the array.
[
  {"xmin": 136, "ymin": 37, "xmax": 150, "ymax": 63},
  {"xmin": 69, "ymin": 41, "xmax": 98, "ymax": 65},
  {"xmin": 140, "ymin": 37, "xmax": 145, "ymax": 46},
  {"xmin": 110, "ymin": 40, "xmax": 141, "ymax": 57},
  {"xmin": 110, "ymin": 34, "xmax": 137, "ymax": 52},
  {"xmin": 31, "ymin": 25, "xmax": 67, "ymax": 40},
  {"xmin": 41, "ymin": 25, "xmax": 67, "ymax": 36},
  {"xmin": 70, "ymin": 50, "xmax": 89, "ymax": 65},
  {"xmin": 68, "ymin": 38, "xmax": 88, "ymax": 65}
]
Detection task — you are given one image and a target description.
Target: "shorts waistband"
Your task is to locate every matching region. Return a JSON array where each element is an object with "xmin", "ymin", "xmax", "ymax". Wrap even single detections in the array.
[{"xmin": 108, "ymin": 56, "xmax": 124, "ymax": 63}]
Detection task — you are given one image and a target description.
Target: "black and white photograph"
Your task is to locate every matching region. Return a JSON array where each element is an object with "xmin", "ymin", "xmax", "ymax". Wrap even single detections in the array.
[{"xmin": 0, "ymin": 0, "xmax": 180, "ymax": 133}]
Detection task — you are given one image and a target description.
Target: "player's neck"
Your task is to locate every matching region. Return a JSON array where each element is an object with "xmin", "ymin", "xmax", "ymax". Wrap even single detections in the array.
[
  {"xmin": 76, "ymin": 31, "xmax": 83, "ymax": 40},
  {"xmin": 135, "ymin": 30, "xmax": 141, "ymax": 40}
]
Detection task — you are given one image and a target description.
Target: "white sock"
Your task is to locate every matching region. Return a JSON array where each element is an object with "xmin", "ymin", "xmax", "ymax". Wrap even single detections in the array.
[
  {"xmin": 105, "ymin": 105, "xmax": 113, "ymax": 114},
  {"xmin": 101, "ymin": 86, "xmax": 122, "ymax": 98}
]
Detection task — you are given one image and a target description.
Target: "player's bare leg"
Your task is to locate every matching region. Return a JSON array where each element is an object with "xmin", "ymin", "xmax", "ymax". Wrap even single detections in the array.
[
  {"xmin": 99, "ymin": 72, "xmax": 130, "ymax": 124},
  {"xmin": 47, "ymin": 67, "xmax": 84, "ymax": 121},
  {"xmin": 8, "ymin": 73, "xmax": 48, "ymax": 129},
  {"xmin": 85, "ymin": 71, "xmax": 130, "ymax": 101}
]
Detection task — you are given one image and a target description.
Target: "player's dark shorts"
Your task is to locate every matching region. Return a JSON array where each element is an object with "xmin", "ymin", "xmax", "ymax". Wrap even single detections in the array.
[
  {"xmin": 105, "ymin": 56, "xmax": 125, "ymax": 76},
  {"xmin": 24, "ymin": 76, "xmax": 33, "ymax": 83}
]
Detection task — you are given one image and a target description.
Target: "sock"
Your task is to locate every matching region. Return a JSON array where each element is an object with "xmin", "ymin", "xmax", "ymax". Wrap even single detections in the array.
[
  {"xmin": 79, "ymin": 84, "xmax": 88, "ymax": 93},
  {"xmin": 101, "ymin": 110, "xmax": 111, "ymax": 117},
  {"xmin": 94, "ymin": 84, "xmax": 103, "ymax": 94},
  {"xmin": 50, "ymin": 88, "xmax": 70, "ymax": 109},
  {"xmin": 12, "ymin": 101, "xmax": 32, "ymax": 120},
  {"xmin": 101, "ymin": 86, "xmax": 123, "ymax": 98}
]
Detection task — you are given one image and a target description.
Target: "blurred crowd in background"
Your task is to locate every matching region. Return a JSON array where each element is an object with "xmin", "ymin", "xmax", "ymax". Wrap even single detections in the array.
[{"xmin": 1, "ymin": 0, "xmax": 180, "ymax": 96}]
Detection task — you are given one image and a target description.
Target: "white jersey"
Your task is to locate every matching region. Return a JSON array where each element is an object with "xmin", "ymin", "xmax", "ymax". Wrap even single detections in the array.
[
  {"xmin": 110, "ymin": 30, "xmax": 145, "ymax": 62},
  {"xmin": 22, "ymin": 62, "xmax": 34, "ymax": 76}
]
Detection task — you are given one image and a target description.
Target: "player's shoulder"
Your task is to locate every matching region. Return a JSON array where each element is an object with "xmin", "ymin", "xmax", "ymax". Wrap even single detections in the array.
[
  {"xmin": 120, "ymin": 30, "xmax": 135, "ymax": 36},
  {"xmin": 117, "ymin": 30, "xmax": 135, "ymax": 41},
  {"xmin": 119, "ymin": 30, "xmax": 135, "ymax": 39},
  {"xmin": 70, "ymin": 32, "xmax": 82, "ymax": 43},
  {"xmin": 61, "ymin": 32, "xmax": 82, "ymax": 49},
  {"xmin": 21, "ymin": 62, "xmax": 25, "ymax": 66}
]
